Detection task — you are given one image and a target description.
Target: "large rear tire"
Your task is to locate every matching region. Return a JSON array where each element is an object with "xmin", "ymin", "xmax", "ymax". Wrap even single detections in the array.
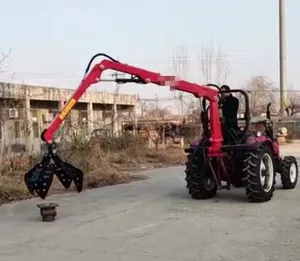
[
  {"xmin": 185, "ymin": 147, "xmax": 217, "ymax": 199},
  {"xmin": 280, "ymin": 156, "xmax": 298, "ymax": 189},
  {"xmin": 243, "ymin": 144, "xmax": 276, "ymax": 202}
]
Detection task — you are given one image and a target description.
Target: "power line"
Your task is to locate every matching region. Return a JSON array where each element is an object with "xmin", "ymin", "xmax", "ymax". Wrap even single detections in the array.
[
  {"xmin": 3, "ymin": 49, "xmax": 300, "ymax": 80},
  {"xmin": 140, "ymin": 89, "xmax": 300, "ymax": 103}
]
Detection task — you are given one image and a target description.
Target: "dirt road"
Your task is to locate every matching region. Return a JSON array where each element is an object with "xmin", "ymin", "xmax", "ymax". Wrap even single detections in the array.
[{"xmin": 1, "ymin": 154, "xmax": 300, "ymax": 261}]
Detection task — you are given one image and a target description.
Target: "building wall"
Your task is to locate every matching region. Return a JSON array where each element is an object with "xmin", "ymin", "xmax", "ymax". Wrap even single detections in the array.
[
  {"xmin": 0, "ymin": 82, "xmax": 138, "ymax": 105},
  {"xmin": 0, "ymin": 82, "xmax": 139, "ymax": 155}
]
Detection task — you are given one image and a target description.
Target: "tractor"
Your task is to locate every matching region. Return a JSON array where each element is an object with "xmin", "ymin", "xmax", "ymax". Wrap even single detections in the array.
[
  {"xmin": 184, "ymin": 84, "xmax": 298, "ymax": 202},
  {"xmin": 24, "ymin": 53, "xmax": 298, "ymax": 203}
]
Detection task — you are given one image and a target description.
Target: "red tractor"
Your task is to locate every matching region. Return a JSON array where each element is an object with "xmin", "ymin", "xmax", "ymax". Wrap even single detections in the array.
[
  {"xmin": 184, "ymin": 84, "xmax": 298, "ymax": 202},
  {"xmin": 24, "ymin": 53, "xmax": 298, "ymax": 203}
]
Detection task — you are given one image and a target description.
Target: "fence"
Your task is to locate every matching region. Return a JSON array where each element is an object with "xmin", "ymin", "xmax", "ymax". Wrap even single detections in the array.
[
  {"xmin": 273, "ymin": 118, "xmax": 300, "ymax": 139},
  {"xmin": 176, "ymin": 118, "xmax": 300, "ymax": 142}
]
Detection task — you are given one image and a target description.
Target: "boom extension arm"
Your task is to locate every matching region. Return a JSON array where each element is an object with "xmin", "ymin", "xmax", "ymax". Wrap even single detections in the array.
[
  {"xmin": 42, "ymin": 57, "xmax": 222, "ymax": 155},
  {"xmin": 25, "ymin": 54, "xmax": 223, "ymax": 200}
]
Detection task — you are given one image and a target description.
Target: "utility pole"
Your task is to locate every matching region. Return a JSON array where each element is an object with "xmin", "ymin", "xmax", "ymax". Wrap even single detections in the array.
[
  {"xmin": 179, "ymin": 93, "xmax": 184, "ymax": 115},
  {"xmin": 155, "ymin": 93, "xmax": 159, "ymax": 110},
  {"xmin": 110, "ymin": 71, "xmax": 125, "ymax": 136},
  {"xmin": 279, "ymin": 0, "xmax": 287, "ymax": 116}
]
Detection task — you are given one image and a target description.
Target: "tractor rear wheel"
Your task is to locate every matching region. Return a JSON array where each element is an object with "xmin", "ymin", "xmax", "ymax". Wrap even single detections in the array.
[
  {"xmin": 243, "ymin": 144, "xmax": 276, "ymax": 202},
  {"xmin": 280, "ymin": 156, "xmax": 298, "ymax": 189},
  {"xmin": 185, "ymin": 148, "xmax": 217, "ymax": 199}
]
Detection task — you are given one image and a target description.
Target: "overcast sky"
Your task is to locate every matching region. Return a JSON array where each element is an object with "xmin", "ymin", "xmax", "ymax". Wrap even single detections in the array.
[{"xmin": 0, "ymin": 0, "xmax": 299, "ymax": 111}]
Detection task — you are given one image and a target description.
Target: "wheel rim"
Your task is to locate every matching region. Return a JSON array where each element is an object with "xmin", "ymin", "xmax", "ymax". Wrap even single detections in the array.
[
  {"xmin": 289, "ymin": 163, "xmax": 297, "ymax": 183},
  {"xmin": 259, "ymin": 153, "xmax": 274, "ymax": 192},
  {"xmin": 204, "ymin": 177, "xmax": 215, "ymax": 191}
]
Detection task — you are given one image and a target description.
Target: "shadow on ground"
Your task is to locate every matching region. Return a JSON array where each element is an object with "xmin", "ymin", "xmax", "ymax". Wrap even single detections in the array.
[{"xmin": 165, "ymin": 180, "xmax": 293, "ymax": 204}]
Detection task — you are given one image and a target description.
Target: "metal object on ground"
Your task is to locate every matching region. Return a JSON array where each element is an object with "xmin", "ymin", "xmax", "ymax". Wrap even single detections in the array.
[{"xmin": 37, "ymin": 202, "xmax": 59, "ymax": 222}]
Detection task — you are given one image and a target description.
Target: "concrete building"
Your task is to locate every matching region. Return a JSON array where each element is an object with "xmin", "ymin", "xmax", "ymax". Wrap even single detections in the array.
[{"xmin": 0, "ymin": 82, "xmax": 139, "ymax": 154}]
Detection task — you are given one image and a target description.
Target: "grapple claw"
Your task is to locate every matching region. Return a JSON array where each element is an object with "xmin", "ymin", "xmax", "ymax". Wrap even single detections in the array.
[
  {"xmin": 24, "ymin": 144, "xmax": 84, "ymax": 199},
  {"xmin": 24, "ymin": 162, "xmax": 54, "ymax": 199},
  {"xmin": 55, "ymin": 168, "xmax": 73, "ymax": 189},
  {"xmin": 51, "ymin": 155, "xmax": 84, "ymax": 191},
  {"xmin": 61, "ymin": 162, "xmax": 84, "ymax": 192},
  {"xmin": 51, "ymin": 156, "xmax": 73, "ymax": 189},
  {"xmin": 24, "ymin": 167, "xmax": 36, "ymax": 195}
]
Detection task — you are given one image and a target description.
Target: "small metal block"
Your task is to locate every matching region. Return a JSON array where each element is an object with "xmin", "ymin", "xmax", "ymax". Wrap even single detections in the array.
[{"xmin": 37, "ymin": 202, "xmax": 59, "ymax": 222}]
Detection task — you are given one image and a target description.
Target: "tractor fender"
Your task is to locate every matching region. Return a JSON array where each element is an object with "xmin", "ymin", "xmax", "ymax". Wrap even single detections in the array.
[
  {"xmin": 245, "ymin": 135, "xmax": 279, "ymax": 155},
  {"xmin": 191, "ymin": 137, "xmax": 203, "ymax": 147},
  {"xmin": 184, "ymin": 137, "xmax": 204, "ymax": 154}
]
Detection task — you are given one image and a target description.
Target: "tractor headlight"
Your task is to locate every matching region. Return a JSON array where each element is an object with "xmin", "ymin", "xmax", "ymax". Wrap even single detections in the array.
[{"xmin": 256, "ymin": 131, "xmax": 262, "ymax": 137}]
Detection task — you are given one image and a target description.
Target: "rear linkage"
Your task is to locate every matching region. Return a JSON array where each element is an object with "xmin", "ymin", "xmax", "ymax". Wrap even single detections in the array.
[{"xmin": 25, "ymin": 53, "xmax": 221, "ymax": 199}]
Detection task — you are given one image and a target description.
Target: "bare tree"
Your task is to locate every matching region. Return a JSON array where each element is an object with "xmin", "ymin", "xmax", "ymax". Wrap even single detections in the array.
[
  {"xmin": 0, "ymin": 49, "xmax": 11, "ymax": 75},
  {"xmin": 144, "ymin": 107, "xmax": 172, "ymax": 119},
  {"xmin": 191, "ymin": 42, "xmax": 231, "ymax": 123},
  {"xmin": 285, "ymin": 83, "xmax": 300, "ymax": 116},
  {"xmin": 198, "ymin": 41, "xmax": 231, "ymax": 85},
  {"xmin": 139, "ymin": 103, "xmax": 174, "ymax": 150},
  {"xmin": 172, "ymin": 45, "xmax": 189, "ymax": 115},
  {"xmin": 241, "ymin": 76, "xmax": 279, "ymax": 117},
  {"xmin": 185, "ymin": 99, "xmax": 201, "ymax": 123},
  {"xmin": 0, "ymin": 51, "xmax": 13, "ymax": 158}
]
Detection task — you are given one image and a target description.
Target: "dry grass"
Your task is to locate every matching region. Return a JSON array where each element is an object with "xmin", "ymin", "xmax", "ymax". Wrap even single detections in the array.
[{"xmin": 0, "ymin": 134, "xmax": 186, "ymax": 205}]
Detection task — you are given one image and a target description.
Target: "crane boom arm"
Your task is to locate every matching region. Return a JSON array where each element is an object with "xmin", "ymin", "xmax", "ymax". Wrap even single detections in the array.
[{"xmin": 41, "ymin": 56, "xmax": 222, "ymax": 156}]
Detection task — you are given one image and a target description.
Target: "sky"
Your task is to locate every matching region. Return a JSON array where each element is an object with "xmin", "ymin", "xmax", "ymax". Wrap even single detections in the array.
[{"xmin": 0, "ymin": 0, "xmax": 299, "ymax": 111}]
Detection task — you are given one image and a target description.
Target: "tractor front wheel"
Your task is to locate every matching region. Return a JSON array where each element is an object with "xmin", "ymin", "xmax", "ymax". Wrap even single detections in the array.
[
  {"xmin": 185, "ymin": 149, "xmax": 217, "ymax": 199},
  {"xmin": 280, "ymin": 156, "xmax": 298, "ymax": 189},
  {"xmin": 243, "ymin": 145, "xmax": 276, "ymax": 202}
]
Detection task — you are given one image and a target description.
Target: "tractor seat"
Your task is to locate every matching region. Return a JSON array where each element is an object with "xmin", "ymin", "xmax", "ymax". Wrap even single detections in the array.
[{"xmin": 222, "ymin": 123, "xmax": 242, "ymax": 145}]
